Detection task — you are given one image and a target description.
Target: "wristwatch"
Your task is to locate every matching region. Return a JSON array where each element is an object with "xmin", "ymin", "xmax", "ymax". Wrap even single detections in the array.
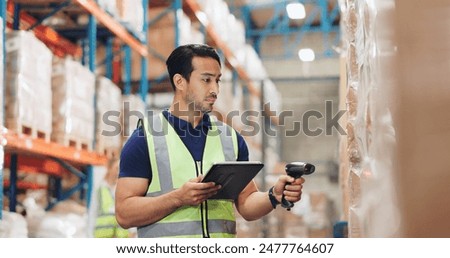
[{"xmin": 268, "ymin": 186, "xmax": 280, "ymax": 209}]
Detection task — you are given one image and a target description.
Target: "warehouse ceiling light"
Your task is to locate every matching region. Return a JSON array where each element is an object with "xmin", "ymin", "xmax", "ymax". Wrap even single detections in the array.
[
  {"xmin": 298, "ymin": 48, "xmax": 315, "ymax": 62},
  {"xmin": 286, "ymin": 3, "xmax": 306, "ymax": 19}
]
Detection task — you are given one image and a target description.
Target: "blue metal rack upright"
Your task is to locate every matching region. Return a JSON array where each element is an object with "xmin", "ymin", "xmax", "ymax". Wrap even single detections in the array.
[
  {"xmin": 139, "ymin": 0, "xmax": 149, "ymax": 101},
  {"xmin": 140, "ymin": 0, "xmax": 183, "ymax": 96}
]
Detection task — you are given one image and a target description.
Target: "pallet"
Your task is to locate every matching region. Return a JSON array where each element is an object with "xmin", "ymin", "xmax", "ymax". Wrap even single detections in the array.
[
  {"xmin": 6, "ymin": 120, "xmax": 51, "ymax": 142},
  {"xmin": 96, "ymin": 146, "xmax": 120, "ymax": 159},
  {"xmin": 95, "ymin": 134, "xmax": 122, "ymax": 158},
  {"xmin": 52, "ymin": 134, "xmax": 93, "ymax": 151}
]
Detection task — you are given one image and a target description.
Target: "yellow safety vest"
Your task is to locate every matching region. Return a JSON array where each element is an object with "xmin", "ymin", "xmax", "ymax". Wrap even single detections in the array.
[
  {"xmin": 94, "ymin": 185, "xmax": 129, "ymax": 238},
  {"xmin": 138, "ymin": 113, "xmax": 238, "ymax": 238}
]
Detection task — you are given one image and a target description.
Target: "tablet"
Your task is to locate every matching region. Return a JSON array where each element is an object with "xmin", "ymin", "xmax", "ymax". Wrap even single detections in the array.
[{"xmin": 202, "ymin": 161, "xmax": 264, "ymax": 200}]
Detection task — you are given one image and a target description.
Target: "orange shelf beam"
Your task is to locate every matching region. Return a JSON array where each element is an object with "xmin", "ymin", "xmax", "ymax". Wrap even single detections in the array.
[
  {"xmin": 4, "ymin": 131, "xmax": 108, "ymax": 166},
  {"xmin": 6, "ymin": 2, "xmax": 82, "ymax": 58},
  {"xmin": 4, "ymin": 179, "xmax": 47, "ymax": 190},
  {"xmin": 74, "ymin": 0, "xmax": 148, "ymax": 57},
  {"xmin": 3, "ymin": 154, "xmax": 81, "ymax": 177}
]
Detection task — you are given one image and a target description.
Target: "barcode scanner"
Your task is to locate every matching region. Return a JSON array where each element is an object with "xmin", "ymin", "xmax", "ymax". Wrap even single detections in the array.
[{"xmin": 281, "ymin": 162, "xmax": 315, "ymax": 211}]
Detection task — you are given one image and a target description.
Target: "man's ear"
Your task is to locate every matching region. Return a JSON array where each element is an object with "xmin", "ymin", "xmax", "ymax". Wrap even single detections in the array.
[{"xmin": 173, "ymin": 74, "xmax": 185, "ymax": 91}]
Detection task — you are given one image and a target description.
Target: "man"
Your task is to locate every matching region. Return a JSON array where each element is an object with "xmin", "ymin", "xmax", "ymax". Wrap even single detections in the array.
[{"xmin": 116, "ymin": 44, "xmax": 305, "ymax": 238}]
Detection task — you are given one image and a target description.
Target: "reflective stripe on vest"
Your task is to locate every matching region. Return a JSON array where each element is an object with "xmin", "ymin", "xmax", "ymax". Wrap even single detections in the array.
[
  {"xmin": 138, "ymin": 113, "xmax": 238, "ymax": 238},
  {"xmin": 94, "ymin": 186, "xmax": 128, "ymax": 238}
]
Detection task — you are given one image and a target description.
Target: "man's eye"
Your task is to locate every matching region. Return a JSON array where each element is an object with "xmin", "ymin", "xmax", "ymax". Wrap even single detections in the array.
[{"xmin": 203, "ymin": 78, "xmax": 210, "ymax": 83}]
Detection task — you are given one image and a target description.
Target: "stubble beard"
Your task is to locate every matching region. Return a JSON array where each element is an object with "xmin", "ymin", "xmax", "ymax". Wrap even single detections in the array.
[{"xmin": 185, "ymin": 93, "xmax": 213, "ymax": 114}]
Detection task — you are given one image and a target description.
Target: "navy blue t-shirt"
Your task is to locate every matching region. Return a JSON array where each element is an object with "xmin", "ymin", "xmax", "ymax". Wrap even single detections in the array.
[{"xmin": 119, "ymin": 110, "xmax": 249, "ymax": 179}]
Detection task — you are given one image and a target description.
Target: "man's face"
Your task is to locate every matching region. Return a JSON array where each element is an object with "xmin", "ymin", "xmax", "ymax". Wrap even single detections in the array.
[{"xmin": 184, "ymin": 56, "xmax": 221, "ymax": 114}]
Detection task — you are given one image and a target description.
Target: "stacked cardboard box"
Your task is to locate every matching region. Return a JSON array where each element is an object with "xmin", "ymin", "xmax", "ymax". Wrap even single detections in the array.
[
  {"xmin": 390, "ymin": 0, "xmax": 450, "ymax": 237},
  {"xmin": 5, "ymin": 31, "xmax": 53, "ymax": 141},
  {"xmin": 52, "ymin": 57, "xmax": 95, "ymax": 151},
  {"xmin": 340, "ymin": 0, "xmax": 450, "ymax": 237},
  {"xmin": 340, "ymin": 0, "xmax": 378, "ymax": 238},
  {"xmin": 95, "ymin": 77, "xmax": 123, "ymax": 157}
]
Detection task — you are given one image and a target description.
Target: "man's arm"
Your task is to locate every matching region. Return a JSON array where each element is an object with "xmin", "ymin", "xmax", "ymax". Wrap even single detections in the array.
[
  {"xmin": 115, "ymin": 176, "xmax": 221, "ymax": 229},
  {"xmin": 235, "ymin": 176, "xmax": 305, "ymax": 221}
]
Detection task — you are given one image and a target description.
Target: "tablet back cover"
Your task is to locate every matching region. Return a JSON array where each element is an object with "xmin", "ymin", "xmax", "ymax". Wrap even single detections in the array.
[{"xmin": 202, "ymin": 161, "xmax": 264, "ymax": 200}]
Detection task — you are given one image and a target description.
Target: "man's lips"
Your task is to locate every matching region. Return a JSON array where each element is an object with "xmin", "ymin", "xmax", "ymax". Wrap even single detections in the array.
[{"xmin": 205, "ymin": 97, "xmax": 217, "ymax": 103}]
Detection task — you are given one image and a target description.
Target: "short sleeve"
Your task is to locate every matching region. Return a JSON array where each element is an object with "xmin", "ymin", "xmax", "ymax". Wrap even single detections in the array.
[
  {"xmin": 119, "ymin": 128, "xmax": 152, "ymax": 179},
  {"xmin": 235, "ymin": 131, "xmax": 249, "ymax": 161}
]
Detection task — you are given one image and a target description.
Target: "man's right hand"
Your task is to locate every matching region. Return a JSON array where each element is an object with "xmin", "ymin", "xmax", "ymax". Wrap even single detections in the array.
[{"xmin": 173, "ymin": 175, "xmax": 221, "ymax": 206}]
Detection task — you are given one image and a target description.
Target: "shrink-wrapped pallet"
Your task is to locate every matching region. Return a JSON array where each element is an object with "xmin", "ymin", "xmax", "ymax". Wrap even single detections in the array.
[
  {"xmin": 95, "ymin": 76, "xmax": 122, "ymax": 157},
  {"xmin": 52, "ymin": 57, "xmax": 95, "ymax": 150},
  {"xmin": 5, "ymin": 31, "xmax": 52, "ymax": 140},
  {"xmin": 340, "ymin": 0, "xmax": 450, "ymax": 237}
]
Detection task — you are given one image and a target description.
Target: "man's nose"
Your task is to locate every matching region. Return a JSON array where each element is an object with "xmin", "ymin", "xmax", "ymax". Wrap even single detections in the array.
[{"xmin": 210, "ymin": 82, "xmax": 219, "ymax": 95}]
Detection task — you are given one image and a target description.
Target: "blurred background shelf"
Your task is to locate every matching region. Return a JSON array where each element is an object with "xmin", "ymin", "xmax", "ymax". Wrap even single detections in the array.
[{"xmin": 0, "ymin": 0, "xmax": 148, "ymax": 222}]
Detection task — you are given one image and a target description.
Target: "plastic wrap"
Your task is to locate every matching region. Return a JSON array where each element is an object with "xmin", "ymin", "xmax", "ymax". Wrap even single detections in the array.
[
  {"xmin": 5, "ymin": 31, "xmax": 53, "ymax": 139},
  {"xmin": 341, "ymin": 0, "xmax": 416, "ymax": 237},
  {"xmin": 95, "ymin": 77, "xmax": 122, "ymax": 154},
  {"xmin": 24, "ymin": 197, "xmax": 88, "ymax": 238},
  {"xmin": 0, "ymin": 211, "xmax": 28, "ymax": 238},
  {"xmin": 52, "ymin": 57, "xmax": 95, "ymax": 150}
]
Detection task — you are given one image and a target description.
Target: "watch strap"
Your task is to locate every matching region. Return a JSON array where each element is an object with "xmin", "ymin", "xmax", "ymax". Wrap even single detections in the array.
[{"xmin": 268, "ymin": 186, "xmax": 280, "ymax": 209}]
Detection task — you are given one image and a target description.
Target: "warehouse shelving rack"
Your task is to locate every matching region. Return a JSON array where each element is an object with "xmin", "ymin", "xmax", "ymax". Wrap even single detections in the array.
[{"xmin": 0, "ymin": 0, "xmax": 149, "ymax": 220}]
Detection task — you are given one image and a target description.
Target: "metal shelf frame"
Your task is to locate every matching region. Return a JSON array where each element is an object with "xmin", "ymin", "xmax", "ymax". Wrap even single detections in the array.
[
  {"xmin": 0, "ymin": 0, "xmax": 148, "ymax": 220},
  {"xmin": 125, "ymin": 0, "xmax": 182, "ymax": 100},
  {"xmin": 230, "ymin": 0, "xmax": 340, "ymax": 60}
]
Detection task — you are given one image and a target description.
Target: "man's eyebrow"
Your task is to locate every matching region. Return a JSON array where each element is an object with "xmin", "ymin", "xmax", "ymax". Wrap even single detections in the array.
[{"xmin": 201, "ymin": 72, "xmax": 222, "ymax": 77}]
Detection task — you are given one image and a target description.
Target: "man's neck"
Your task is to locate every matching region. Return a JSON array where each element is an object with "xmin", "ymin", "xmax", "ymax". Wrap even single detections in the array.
[{"xmin": 169, "ymin": 104, "xmax": 204, "ymax": 128}]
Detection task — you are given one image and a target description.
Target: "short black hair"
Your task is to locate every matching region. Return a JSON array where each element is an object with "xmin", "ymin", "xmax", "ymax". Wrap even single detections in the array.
[{"xmin": 166, "ymin": 44, "xmax": 221, "ymax": 91}]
